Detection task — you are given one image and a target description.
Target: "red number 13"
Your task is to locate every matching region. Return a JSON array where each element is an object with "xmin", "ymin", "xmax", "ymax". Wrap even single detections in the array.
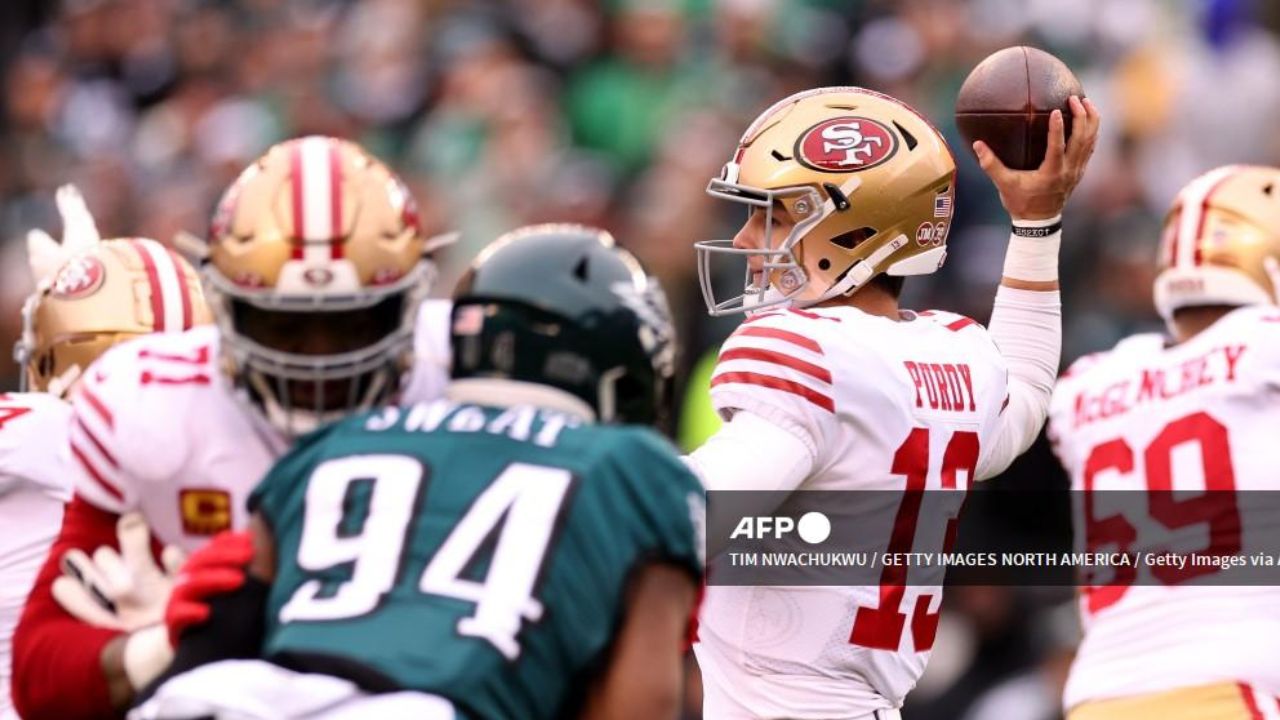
[{"xmin": 849, "ymin": 428, "xmax": 978, "ymax": 652}]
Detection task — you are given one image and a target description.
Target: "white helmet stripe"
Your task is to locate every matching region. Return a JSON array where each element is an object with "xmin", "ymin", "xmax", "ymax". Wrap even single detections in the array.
[
  {"xmin": 293, "ymin": 136, "xmax": 338, "ymax": 263},
  {"xmin": 1173, "ymin": 165, "xmax": 1238, "ymax": 268},
  {"xmin": 132, "ymin": 238, "xmax": 187, "ymax": 332}
]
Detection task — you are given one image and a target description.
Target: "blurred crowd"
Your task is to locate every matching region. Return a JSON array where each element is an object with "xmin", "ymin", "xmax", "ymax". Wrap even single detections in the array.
[{"xmin": 4, "ymin": 0, "xmax": 1280, "ymax": 718}]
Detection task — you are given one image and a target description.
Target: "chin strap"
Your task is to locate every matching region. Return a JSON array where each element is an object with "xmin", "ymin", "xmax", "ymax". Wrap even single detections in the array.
[{"xmin": 808, "ymin": 233, "xmax": 909, "ymax": 305}]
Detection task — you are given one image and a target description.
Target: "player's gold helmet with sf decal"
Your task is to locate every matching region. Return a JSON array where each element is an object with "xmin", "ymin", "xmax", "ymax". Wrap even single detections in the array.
[
  {"xmin": 697, "ymin": 86, "xmax": 956, "ymax": 315},
  {"xmin": 200, "ymin": 136, "xmax": 435, "ymax": 435},
  {"xmin": 17, "ymin": 238, "xmax": 210, "ymax": 397},
  {"xmin": 1154, "ymin": 164, "xmax": 1280, "ymax": 331}
]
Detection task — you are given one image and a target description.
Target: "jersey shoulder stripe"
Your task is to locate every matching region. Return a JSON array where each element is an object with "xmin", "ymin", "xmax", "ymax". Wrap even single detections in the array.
[
  {"xmin": 713, "ymin": 313, "xmax": 834, "ymax": 415},
  {"xmin": 710, "ymin": 371, "xmax": 834, "ymax": 413},
  {"xmin": 920, "ymin": 309, "xmax": 982, "ymax": 333}
]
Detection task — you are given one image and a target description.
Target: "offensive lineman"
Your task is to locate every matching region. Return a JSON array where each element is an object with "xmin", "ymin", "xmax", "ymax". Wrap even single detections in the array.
[
  {"xmin": 131, "ymin": 225, "xmax": 703, "ymax": 720},
  {"xmin": 685, "ymin": 86, "xmax": 1099, "ymax": 718},
  {"xmin": 1049, "ymin": 165, "xmax": 1280, "ymax": 719},
  {"xmin": 12, "ymin": 137, "xmax": 451, "ymax": 719},
  {"xmin": 1, "ymin": 188, "xmax": 210, "ymax": 720}
]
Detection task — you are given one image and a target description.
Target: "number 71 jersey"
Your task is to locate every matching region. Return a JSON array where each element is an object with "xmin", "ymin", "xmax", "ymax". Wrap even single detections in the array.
[
  {"xmin": 1047, "ymin": 305, "xmax": 1280, "ymax": 709},
  {"xmin": 249, "ymin": 400, "xmax": 704, "ymax": 720}
]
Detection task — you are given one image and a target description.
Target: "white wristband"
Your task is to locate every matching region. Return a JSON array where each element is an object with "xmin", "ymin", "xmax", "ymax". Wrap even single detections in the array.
[
  {"xmin": 1003, "ymin": 214, "xmax": 1062, "ymax": 282},
  {"xmin": 123, "ymin": 624, "xmax": 173, "ymax": 691}
]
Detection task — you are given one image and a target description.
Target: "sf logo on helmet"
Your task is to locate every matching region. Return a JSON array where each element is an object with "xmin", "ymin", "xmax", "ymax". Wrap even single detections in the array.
[
  {"xmin": 796, "ymin": 117, "xmax": 898, "ymax": 173},
  {"xmin": 50, "ymin": 255, "xmax": 106, "ymax": 299}
]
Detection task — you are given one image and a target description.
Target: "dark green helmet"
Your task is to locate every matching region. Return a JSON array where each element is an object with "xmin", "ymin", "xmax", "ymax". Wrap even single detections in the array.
[{"xmin": 450, "ymin": 224, "xmax": 677, "ymax": 427}]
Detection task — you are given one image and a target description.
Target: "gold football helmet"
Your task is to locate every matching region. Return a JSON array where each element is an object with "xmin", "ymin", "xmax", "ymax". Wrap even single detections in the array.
[
  {"xmin": 1154, "ymin": 164, "xmax": 1280, "ymax": 327},
  {"xmin": 697, "ymin": 86, "xmax": 957, "ymax": 315},
  {"xmin": 201, "ymin": 135, "xmax": 434, "ymax": 435},
  {"xmin": 16, "ymin": 237, "xmax": 211, "ymax": 397}
]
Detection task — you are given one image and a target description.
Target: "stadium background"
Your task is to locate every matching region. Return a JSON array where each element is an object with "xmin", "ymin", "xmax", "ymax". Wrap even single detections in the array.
[{"xmin": 2, "ymin": 1, "xmax": 1279, "ymax": 718}]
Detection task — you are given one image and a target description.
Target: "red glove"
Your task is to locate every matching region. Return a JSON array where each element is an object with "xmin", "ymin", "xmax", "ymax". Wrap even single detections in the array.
[{"xmin": 164, "ymin": 531, "xmax": 254, "ymax": 647}]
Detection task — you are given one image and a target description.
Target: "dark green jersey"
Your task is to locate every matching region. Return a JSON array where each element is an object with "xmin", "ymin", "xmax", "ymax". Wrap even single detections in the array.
[{"xmin": 249, "ymin": 399, "xmax": 705, "ymax": 720}]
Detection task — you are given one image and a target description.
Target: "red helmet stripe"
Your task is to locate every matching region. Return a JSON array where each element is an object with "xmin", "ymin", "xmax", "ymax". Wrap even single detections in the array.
[
  {"xmin": 289, "ymin": 141, "xmax": 306, "ymax": 260},
  {"xmin": 128, "ymin": 239, "xmax": 168, "ymax": 331},
  {"xmin": 1193, "ymin": 172, "xmax": 1235, "ymax": 266},
  {"xmin": 167, "ymin": 249, "xmax": 194, "ymax": 329},
  {"xmin": 1173, "ymin": 166, "xmax": 1238, "ymax": 268},
  {"xmin": 329, "ymin": 142, "xmax": 344, "ymax": 259},
  {"xmin": 290, "ymin": 136, "xmax": 342, "ymax": 264},
  {"xmin": 129, "ymin": 239, "xmax": 186, "ymax": 331}
]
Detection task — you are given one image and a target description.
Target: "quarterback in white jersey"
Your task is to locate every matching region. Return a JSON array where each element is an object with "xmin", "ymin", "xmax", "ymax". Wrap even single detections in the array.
[
  {"xmin": 686, "ymin": 86, "xmax": 1100, "ymax": 718},
  {"xmin": 1049, "ymin": 165, "xmax": 1280, "ymax": 720},
  {"xmin": 12, "ymin": 137, "xmax": 450, "ymax": 720}
]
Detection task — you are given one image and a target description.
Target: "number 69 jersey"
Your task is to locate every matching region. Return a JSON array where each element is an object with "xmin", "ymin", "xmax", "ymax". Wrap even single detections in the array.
[
  {"xmin": 1048, "ymin": 305, "xmax": 1280, "ymax": 710},
  {"xmin": 248, "ymin": 400, "xmax": 704, "ymax": 720}
]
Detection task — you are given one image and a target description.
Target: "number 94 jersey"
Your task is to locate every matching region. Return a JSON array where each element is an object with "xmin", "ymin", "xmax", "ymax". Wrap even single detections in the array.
[
  {"xmin": 249, "ymin": 400, "xmax": 704, "ymax": 720},
  {"xmin": 1048, "ymin": 305, "xmax": 1280, "ymax": 709}
]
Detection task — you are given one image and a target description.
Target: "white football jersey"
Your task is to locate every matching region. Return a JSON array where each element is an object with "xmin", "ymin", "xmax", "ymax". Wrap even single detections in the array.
[
  {"xmin": 1049, "ymin": 305, "xmax": 1280, "ymax": 709},
  {"xmin": 697, "ymin": 306, "xmax": 1011, "ymax": 716},
  {"xmin": 0, "ymin": 392, "xmax": 72, "ymax": 720},
  {"xmin": 66, "ymin": 300, "xmax": 452, "ymax": 552}
]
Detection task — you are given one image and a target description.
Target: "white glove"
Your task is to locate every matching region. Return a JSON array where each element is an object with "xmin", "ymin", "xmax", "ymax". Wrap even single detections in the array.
[
  {"xmin": 52, "ymin": 512, "xmax": 186, "ymax": 689},
  {"xmin": 26, "ymin": 183, "xmax": 102, "ymax": 284}
]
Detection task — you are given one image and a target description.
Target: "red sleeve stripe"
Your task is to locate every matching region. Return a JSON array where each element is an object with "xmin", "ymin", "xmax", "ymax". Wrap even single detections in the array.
[
  {"xmin": 718, "ymin": 347, "xmax": 832, "ymax": 384},
  {"xmin": 711, "ymin": 371, "xmax": 834, "ymax": 413},
  {"xmin": 69, "ymin": 442, "xmax": 125, "ymax": 503},
  {"xmin": 734, "ymin": 326, "xmax": 823, "ymax": 354},
  {"xmin": 77, "ymin": 384, "xmax": 114, "ymax": 429},
  {"xmin": 71, "ymin": 416, "xmax": 117, "ymax": 469},
  {"xmin": 946, "ymin": 317, "xmax": 977, "ymax": 332}
]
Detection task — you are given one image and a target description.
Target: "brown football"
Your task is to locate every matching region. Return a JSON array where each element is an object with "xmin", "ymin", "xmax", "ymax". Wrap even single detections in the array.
[{"xmin": 955, "ymin": 46, "xmax": 1083, "ymax": 171}]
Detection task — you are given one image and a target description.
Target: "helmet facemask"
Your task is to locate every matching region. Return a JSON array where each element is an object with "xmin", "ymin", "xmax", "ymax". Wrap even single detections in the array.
[
  {"xmin": 209, "ymin": 261, "xmax": 432, "ymax": 436},
  {"xmin": 697, "ymin": 177, "xmax": 827, "ymax": 315}
]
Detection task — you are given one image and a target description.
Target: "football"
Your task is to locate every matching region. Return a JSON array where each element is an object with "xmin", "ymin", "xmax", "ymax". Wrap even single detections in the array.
[{"xmin": 954, "ymin": 46, "xmax": 1084, "ymax": 170}]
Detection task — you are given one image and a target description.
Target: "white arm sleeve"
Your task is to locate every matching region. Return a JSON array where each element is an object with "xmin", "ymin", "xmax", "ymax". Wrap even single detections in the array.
[
  {"xmin": 978, "ymin": 285, "xmax": 1062, "ymax": 480},
  {"xmin": 684, "ymin": 410, "xmax": 815, "ymax": 493}
]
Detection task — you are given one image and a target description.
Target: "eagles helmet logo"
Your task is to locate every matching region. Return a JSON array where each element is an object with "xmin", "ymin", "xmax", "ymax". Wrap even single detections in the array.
[{"xmin": 611, "ymin": 280, "xmax": 676, "ymax": 378}]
